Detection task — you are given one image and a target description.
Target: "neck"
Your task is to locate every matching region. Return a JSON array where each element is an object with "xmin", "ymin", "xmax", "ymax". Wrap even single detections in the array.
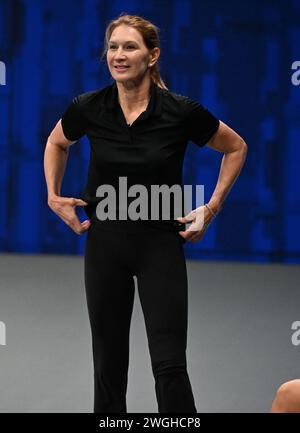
[{"xmin": 116, "ymin": 76, "xmax": 152, "ymax": 111}]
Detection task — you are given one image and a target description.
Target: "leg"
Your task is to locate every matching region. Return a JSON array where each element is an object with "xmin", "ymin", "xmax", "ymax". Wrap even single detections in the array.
[
  {"xmin": 84, "ymin": 225, "xmax": 135, "ymax": 413},
  {"xmin": 135, "ymin": 229, "xmax": 197, "ymax": 413},
  {"xmin": 271, "ymin": 379, "xmax": 300, "ymax": 413}
]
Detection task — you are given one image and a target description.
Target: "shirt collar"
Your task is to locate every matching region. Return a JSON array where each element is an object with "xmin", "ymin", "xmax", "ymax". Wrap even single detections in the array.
[{"xmin": 105, "ymin": 80, "xmax": 162, "ymax": 118}]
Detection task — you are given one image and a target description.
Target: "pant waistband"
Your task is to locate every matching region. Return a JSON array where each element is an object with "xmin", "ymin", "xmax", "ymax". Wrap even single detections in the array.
[{"xmin": 90, "ymin": 213, "xmax": 186, "ymax": 233}]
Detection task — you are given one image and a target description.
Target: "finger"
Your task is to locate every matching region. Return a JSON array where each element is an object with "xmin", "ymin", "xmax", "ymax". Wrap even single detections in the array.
[
  {"xmin": 186, "ymin": 229, "xmax": 204, "ymax": 242},
  {"xmin": 191, "ymin": 229, "xmax": 207, "ymax": 243},
  {"xmin": 77, "ymin": 220, "xmax": 91, "ymax": 232},
  {"xmin": 73, "ymin": 199, "xmax": 89, "ymax": 206},
  {"xmin": 80, "ymin": 218, "xmax": 92, "ymax": 230},
  {"xmin": 179, "ymin": 220, "xmax": 199, "ymax": 235},
  {"xmin": 176, "ymin": 217, "xmax": 187, "ymax": 223},
  {"xmin": 176, "ymin": 210, "xmax": 196, "ymax": 223},
  {"xmin": 178, "ymin": 230, "xmax": 189, "ymax": 239},
  {"xmin": 69, "ymin": 215, "xmax": 84, "ymax": 234},
  {"xmin": 186, "ymin": 222, "xmax": 202, "ymax": 233},
  {"xmin": 78, "ymin": 222, "xmax": 91, "ymax": 234},
  {"xmin": 181, "ymin": 229, "xmax": 197, "ymax": 241}
]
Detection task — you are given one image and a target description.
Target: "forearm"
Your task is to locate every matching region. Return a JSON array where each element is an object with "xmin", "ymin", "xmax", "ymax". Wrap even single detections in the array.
[
  {"xmin": 44, "ymin": 139, "xmax": 69, "ymax": 202},
  {"xmin": 208, "ymin": 142, "xmax": 248, "ymax": 214}
]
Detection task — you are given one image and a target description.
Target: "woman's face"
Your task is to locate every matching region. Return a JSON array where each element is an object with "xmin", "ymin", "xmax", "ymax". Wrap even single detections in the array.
[{"xmin": 106, "ymin": 24, "xmax": 159, "ymax": 84}]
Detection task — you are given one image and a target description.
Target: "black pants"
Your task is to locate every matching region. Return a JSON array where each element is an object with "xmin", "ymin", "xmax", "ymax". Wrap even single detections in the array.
[{"xmin": 84, "ymin": 218, "xmax": 197, "ymax": 413}]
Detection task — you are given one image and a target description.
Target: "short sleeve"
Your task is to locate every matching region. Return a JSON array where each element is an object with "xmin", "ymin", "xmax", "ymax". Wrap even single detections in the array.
[
  {"xmin": 183, "ymin": 97, "xmax": 220, "ymax": 147},
  {"xmin": 61, "ymin": 96, "xmax": 87, "ymax": 141}
]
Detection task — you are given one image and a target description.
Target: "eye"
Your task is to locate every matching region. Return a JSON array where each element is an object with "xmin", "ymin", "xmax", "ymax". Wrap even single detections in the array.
[{"xmin": 108, "ymin": 45, "xmax": 136, "ymax": 50}]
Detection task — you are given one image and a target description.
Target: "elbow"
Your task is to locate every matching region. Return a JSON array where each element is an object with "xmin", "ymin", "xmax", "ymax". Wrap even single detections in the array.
[
  {"xmin": 241, "ymin": 139, "xmax": 248, "ymax": 152},
  {"xmin": 239, "ymin": 139, "xmax": 248, "ymax": 157},
  {"xmin": 239, "ymin": 139, "xmax": 248, "ymax": 164},
  {"xmin": 46, "ymin": 136, "xmax": 69, "ymax": 153},
  {"xmin": 234, "ymin": 137, "xmax": 248, "ymax": 155},
  {"xmin": 224, "ymin": 138, "xmax": 248, "ymax": 156}
]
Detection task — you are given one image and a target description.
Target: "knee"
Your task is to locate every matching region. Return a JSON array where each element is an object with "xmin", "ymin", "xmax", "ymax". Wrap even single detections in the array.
[
  {"xmin": 152, "ymin": 358, "xmax": 187, "ymax": 378},
  {"xmin": 271, "ymin": 380, "xmax": 300, "ymax": 413}
]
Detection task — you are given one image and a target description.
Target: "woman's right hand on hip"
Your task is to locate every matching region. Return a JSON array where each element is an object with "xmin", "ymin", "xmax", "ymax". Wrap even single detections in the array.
[{"xmin": 48, "ymin": 195, "xmax": 91, "ymax": 235}]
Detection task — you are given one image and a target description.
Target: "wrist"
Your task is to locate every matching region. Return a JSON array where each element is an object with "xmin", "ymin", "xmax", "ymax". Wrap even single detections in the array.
[
  {"xmin": 48, "ymin": 193, "xmax": 60, "ymax": 205},
  {"xmin": 206, "ymin": 200, "xmax": 222, "ymax": 216}
]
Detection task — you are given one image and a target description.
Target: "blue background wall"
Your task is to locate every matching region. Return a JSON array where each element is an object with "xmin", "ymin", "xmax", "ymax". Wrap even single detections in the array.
[{"xmin": 0, "ymin": 0, "xmax": 299, "ymax": 262}]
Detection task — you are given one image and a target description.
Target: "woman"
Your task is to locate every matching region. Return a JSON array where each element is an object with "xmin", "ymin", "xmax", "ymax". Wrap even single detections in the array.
[
  {"xmin": 44, "ymin": 14, "xmax": 247, "ymax": 413},
  {"xmin": 271, "ymin": 379, "xmax": 300, "ymax": 412}
]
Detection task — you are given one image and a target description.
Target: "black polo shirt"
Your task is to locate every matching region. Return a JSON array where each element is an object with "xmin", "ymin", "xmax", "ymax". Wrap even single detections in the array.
[{"xmin": 60, "ymin": 80, "xmax": 220, "ymax": 232}]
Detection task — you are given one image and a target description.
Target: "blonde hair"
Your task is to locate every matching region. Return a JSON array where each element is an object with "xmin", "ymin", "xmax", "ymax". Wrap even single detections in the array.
[{"xmin": 100, "ymin": 13, "xmax": 168, "ymax": 90}]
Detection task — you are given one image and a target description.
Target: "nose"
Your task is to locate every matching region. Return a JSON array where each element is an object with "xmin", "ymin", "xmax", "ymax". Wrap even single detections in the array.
[{"xmin": 114, "ymin": 47, "xmax": 127, "ymax": 59}]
